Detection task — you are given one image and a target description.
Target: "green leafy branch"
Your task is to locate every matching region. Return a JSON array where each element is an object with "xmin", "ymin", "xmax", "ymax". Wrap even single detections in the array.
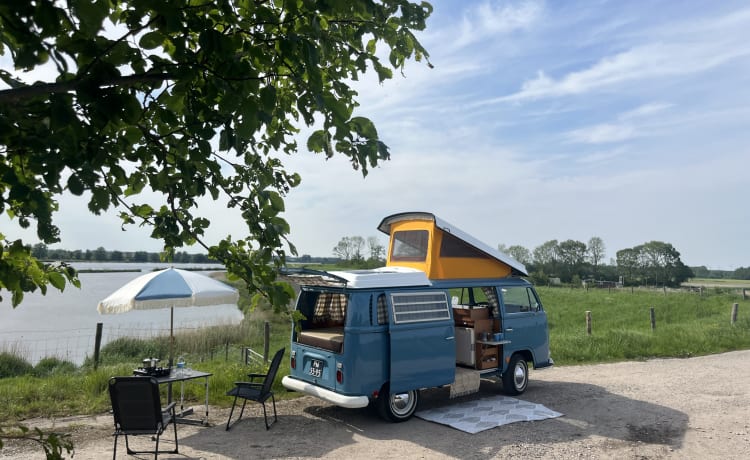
[
  {"xmin": 0, "ymin": 424, "xmax": 74, "ymax": 460},
  {"xmin": 0, "ymin": 0, "xmax": 433, "ymax": 310}
]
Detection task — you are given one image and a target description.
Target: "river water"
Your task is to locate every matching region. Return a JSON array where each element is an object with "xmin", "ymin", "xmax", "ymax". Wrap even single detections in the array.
[{"xmin": 0, "ymin": 263, "xmax": 244, "ymax": 365}]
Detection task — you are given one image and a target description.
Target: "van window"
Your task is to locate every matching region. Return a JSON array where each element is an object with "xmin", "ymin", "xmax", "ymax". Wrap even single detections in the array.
[
  {"xmin": 391, "ymin": 230, "xmax": 429, "ymax": 261},
  {"xmin": 449, "ymin": 286, "xmax": 498, "ymax": 311},
  {"xmin": 500, "ymin": 287, "xmax": 538, "ymax": 313},
  {"xmin": 390, "ymin": 291, "xmax": 450, "ymax": 324},
  {"xmin": 439, "ymin": 231, "xmax": 488, "ymax": 259},
  {"xmin": 312, "ymin": 292, "xmax": 347, "ymax": 326}
]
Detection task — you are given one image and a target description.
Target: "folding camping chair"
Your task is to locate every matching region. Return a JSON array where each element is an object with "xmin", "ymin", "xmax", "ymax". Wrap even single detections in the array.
[
  {"xmin": 225, "ymin": 347, "xmax": 285, "ymax": 430},
  {"xmin": 108, "ymin": 376, "xmax": 178, "ymax": 459}
]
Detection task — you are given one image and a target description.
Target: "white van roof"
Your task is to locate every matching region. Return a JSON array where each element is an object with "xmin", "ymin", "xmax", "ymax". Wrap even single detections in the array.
[{"xmin": 329, "ymin": 267, "xmax": 432, "ymax": 289}]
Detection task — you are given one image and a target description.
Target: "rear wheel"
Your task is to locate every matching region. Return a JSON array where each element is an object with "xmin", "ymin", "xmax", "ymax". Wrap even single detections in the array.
[
  {"xmin": 377, "ymin": 385, "xmax": 419, "ymax": 422},
  {"xmin": 502, "ymin": 354, "xmax": 529, "ymax": 395}
]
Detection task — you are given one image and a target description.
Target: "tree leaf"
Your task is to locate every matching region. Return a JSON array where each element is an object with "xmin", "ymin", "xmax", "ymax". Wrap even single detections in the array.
[
  {"xmin": 66, "ymin": 174, "xmax": 85, "ymax": 196},
  {"xmin": 139, "ymin": 31, "xmax": 164, "ymax": 50},
  {"xmin": 48, "ymin": 271, "xmax": 66, "ymax": 290}
]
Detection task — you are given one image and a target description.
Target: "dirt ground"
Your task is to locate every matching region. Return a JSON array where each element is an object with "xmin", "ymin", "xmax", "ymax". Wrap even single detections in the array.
[{"xmin": 2, "ymin": 349, "xmax": 749, "ymax": 459}]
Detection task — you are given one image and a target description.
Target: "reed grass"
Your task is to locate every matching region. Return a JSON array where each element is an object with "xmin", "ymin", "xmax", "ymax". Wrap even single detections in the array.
[{"xmin": 0, "ymin": 305, "xmax": 292, "ymax": 422}]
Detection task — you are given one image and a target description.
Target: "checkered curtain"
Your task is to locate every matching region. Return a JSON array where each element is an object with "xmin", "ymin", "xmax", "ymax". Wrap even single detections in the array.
[
  {"xmin": 481, "ymin": 287, "xmax": 500, "ymax": 317},
  {"xmin": 314, "ymin": 293, "xmax": 347, "ymax": 322},
  {"xmin": 377, "ymin": 294, "xmax": 388, "ymax": 325}
]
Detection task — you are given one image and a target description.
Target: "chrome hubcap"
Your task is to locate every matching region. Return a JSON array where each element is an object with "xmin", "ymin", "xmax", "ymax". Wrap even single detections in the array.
[
  {"xmin": 514, "ymin": 363, "xmax": 527, "ymax": 389},
  {"xmin": 391, "ymin": 391, "xmax": 414, "ymax": 416}
]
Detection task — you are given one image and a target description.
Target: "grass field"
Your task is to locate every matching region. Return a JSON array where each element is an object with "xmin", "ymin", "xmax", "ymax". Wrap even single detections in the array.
[
  {"xmin": 1, "ymin": 286, "xmax": 749, "ymax": 421},
  {"xmin": 540, "ymin": 286, "xmax": 750, "ymax": 364},
  {"xmin": 683, "ymin": 278, "xmax": 750, "ymax": 288}
]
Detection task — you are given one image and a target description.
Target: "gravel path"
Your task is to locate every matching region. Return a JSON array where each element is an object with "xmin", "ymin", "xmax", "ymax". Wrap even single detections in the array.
[{"xmin": 2, "ymin": 349, "xmax": 749, "ymax": 459}]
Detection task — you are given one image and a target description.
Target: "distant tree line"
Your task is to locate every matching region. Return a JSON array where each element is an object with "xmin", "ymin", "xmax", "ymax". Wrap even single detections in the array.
[
  {"xmin": 45, "ymin": 236, "xmax": 741, "ymax": 286},
  {"xmin": 501, "ymin": 238, "xmax": 698, "ymax": 287},
  {"xmin": 327, "ymin": 234, "xmax": 707, "ymax": 287},
  {"xmin": 30, "ymin": 244, "xmax": 218, "ymax": 264},
  {"xmin": 691, "ymin": 265, "xmax": 750, "ymax": 280},
  {"xmin": 289, "ymin": 255, "xmax": 341, "ymax": 265},
  {"xmin": 499, "ymin": 238, "xmax": 696, "ymax": 287},
  {"xmin": 331, "ymin": 236, "xmax": 386, "ymax": 268},
  {"xmin": 324, "ymin": 235, "xmax": 750, "ymax": 283}
]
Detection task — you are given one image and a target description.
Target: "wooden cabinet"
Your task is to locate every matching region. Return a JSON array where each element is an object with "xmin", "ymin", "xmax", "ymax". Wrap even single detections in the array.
[{"xmin": 476, "ymin": 344, "xmax": 499, "ymax": 369}]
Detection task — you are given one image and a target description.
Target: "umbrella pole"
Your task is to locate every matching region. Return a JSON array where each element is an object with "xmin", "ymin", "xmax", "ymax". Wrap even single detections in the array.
[
  {"xmin": 168, "ymin": 306, "xmax": 174, "ymax": 403},
  {"xmin": 169, "ymin": 305, "xmax": 175, "ymax": 368}
]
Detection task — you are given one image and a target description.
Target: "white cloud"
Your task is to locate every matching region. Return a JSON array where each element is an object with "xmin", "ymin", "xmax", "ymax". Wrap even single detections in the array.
[
  {"xmin": 493, "ymin": 38, "xmax": 750, "ymax": 103},
  {"xmin": 574, "ymin": 147, "xmax": 627, "ymax": 165},
  {"xmin": 620, "ymin": 102, "xmax": 672, "ymax": 119},
  {"xmin": 565, "ymin": 102, "xmax": 672, "ymax": 144},
  {"xmin": 566, "ymin": 123, "xmax": 636, "ymax": 144},
  {"xmin": 454, "ymin": 0, "xmax": 544, "ymax": 48}
]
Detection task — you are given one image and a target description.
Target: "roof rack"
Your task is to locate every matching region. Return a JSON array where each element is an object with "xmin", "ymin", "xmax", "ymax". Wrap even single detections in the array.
[{"xmin": 279, "ymin": 268, "xmax": 349, "ymax": 287}]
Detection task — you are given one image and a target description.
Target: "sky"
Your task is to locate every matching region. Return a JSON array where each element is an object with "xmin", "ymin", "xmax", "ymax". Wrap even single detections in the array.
[{"xmin": 3, "ymin": 0, "xmax": 750, "ymax": 270}]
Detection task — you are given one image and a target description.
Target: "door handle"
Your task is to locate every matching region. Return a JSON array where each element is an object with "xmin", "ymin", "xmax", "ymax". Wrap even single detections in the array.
[
  {"xmin": 505, "ymin": 328, "xmax": 513, "ymax": 333},
  {"xmin": 445, "ymin": 336, "xmax": 454, "ymax": 340}
]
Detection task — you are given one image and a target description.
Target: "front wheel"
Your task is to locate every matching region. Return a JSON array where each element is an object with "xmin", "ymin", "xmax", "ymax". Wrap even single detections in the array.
[
  {"xmin": 377, "ymin": 385, "xmax": 419, "ymax": 422},
  {"xmin": 502, "ymin": 354, "xmax": 529, "ymax": 395}
]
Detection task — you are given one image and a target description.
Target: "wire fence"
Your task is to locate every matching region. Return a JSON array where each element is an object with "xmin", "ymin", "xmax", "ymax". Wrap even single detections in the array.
[
  {"xmin": 0, "ymin": 321, "xmax": 253, "ymax": 367},
  {"xmin": 0, "ymin": 327, "xmax": 98, "ymax": 365},
  {"xmin": 0, "ymin": 325, "xmax": 160, "ymax": 366}
]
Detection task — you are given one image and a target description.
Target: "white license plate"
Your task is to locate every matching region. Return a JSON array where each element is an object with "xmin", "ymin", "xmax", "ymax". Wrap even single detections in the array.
[{"xmin": 309, "ymin": 359, "xmax": 323, "ymax": 378}]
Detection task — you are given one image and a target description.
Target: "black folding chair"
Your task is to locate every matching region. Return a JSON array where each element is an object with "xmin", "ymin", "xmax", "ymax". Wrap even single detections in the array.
[
  {"xmin": 108, "ymin": 376, "xmax": 178, "ymax": 459},
  {"xmin": 225, "ymin": 347, "xmax": 285, "ymax": 430}
]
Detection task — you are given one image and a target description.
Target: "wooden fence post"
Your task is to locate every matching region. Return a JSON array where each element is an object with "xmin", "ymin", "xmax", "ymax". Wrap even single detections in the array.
[
  {"xmin": 731, "ymin": 303, "xmax": 739, "ymax": 325},
  {"xmin": 650, "ymin": 307, "xmax": 656, "ymax": 331},
  {"xmin": 264, "ymin": 320, "xmax": 270, "ymax": 363},
  {"xmin": 743, "ymin": 289, "xmax": 747, "ymax": 301},
  {"xmin": 93, "ymin": 322, "xmax": 103, "ymax": 370},
  {"xmin": 586, "ymin": 311, "xmax": 592, "ymax": 336}
]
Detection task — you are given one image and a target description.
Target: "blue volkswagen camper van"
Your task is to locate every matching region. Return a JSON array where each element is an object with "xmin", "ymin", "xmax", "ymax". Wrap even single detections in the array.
[{"xmin": 281, "ymin": 213, "xmax": 553, "ymax": 422}]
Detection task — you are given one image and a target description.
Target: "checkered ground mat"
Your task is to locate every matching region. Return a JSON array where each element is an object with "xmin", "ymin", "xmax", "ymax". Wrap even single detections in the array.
[{"xmin": 415, "ymin": 395, "xmax": 563, "ymax": 434}]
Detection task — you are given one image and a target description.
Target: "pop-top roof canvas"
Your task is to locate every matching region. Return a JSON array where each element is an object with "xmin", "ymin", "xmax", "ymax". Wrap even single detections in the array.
[{"xmin": 377, "ymin": 212, "xmax": 527, "ymax": 279}]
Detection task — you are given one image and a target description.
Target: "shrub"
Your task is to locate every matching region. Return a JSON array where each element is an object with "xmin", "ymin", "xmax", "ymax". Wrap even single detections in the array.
[
  {"xmin": 33, "ymin": 357, "xmax": 77, "ymax": 377},
  {"xmin": 84, "ymin": 336, "xmax": 170, "ymax": 367},
  {"xmin": 528, "ymin": 270, "xmax": 548, "ymax": 286},
  {"xmin": 0, "ymin": 352, "xmax": 33, "ymax": 378}
]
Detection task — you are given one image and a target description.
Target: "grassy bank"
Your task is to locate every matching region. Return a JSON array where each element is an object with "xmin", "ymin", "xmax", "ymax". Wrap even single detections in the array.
[
  {"xmin": 1, "ymin": 287, "xmax": 749, "ymax": 422},
  {"xmin": 0, "ymin": 307, "xmax": 292, "ymax": 423}
]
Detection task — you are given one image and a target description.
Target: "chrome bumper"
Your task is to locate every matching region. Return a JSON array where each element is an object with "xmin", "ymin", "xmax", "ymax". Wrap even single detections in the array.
[{"xmin": 282, "ymin": 376, "xmax": 369, "ymax": 409}]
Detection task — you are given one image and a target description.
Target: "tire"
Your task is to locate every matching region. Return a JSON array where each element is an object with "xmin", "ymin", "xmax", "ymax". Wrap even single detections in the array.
[
  {"xmin": 502, "ymin": 354, "xmax": 529, "ymax": 395},
  {"xmin": 377, "ymin": 385, "xmax": 419, "ymax": 422}
]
